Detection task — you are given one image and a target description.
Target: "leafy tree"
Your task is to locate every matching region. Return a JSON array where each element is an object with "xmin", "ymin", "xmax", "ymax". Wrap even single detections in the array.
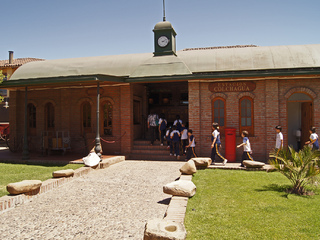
[
  {"xmin": 269, "ymin": 146, "xmax": 320, "ymax": 195},
  {"xmin": 0, "ymin": 70, "xmax": 4, "ymax": 102}
]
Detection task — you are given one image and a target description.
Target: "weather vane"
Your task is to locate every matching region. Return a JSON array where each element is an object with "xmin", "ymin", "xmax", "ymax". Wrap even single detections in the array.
[{"xmin": 163, "ymin": 0, "xmax": 166, "ymax": 21}]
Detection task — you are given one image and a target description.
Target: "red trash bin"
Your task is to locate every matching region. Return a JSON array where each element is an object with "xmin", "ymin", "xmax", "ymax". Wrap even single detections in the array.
[{"xmin": 224, "ymin": 128, "xmax": 236, "ymax": 162}]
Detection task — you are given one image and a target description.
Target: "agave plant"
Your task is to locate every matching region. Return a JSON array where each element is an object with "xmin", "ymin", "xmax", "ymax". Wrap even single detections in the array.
[{"xmin": 269, "ymin": 146, "xmax": 320, "ymax": 195}]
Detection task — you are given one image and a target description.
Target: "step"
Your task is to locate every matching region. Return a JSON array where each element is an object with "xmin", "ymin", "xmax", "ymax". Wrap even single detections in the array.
[{"xmin": 128, "ymin": 153, "xmax": 186, "ymax": 161}]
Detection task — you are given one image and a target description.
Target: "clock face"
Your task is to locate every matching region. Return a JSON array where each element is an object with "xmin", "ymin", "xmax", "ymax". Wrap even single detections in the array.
[{"xmin": 158, "ymin": 36, "xmax": 169, "ymax": 47}]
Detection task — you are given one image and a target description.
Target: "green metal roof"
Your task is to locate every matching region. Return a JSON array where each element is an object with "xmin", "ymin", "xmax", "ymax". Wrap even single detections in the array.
[{"xmin": 1, "ymin": 44, "xmax": 320, "ymax": 88}]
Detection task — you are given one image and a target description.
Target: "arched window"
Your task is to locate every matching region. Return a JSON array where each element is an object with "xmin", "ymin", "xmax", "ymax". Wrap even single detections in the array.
[
  {"xmin": 27, "ymin": 103, "xmax": 36, "ymax": 135},
  {"xmin": 45, "ymin": 102, "xmax": 55, "ymax": 131},
  {"xmin": 103, "ymin": 101, "xmax": 113, "ymax": 135},
  {"xmin": 82, "ymin": 101, "xmax": 91, "ymax": 133},
  {"xmin": 212, "ymin": 98, "xmax": 226, "ymax": 133},
  {"xmin": 239, "ymin": 97, "xmax": 254, "ymax": 135}
]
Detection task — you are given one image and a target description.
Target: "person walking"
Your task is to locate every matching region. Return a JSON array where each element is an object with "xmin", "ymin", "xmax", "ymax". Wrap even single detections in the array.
[
  {"xmin": 147, "ymin": 111, "xmax": 159, "ymax": 145},
  {"xmin": 211, "ymin": 122, "xmax": 227, "ymax": 165}
]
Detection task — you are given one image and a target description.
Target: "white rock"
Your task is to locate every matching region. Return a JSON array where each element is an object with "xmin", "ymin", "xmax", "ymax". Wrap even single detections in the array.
[
  {"xmin": 243, "ymin": 160, "xmax": 265, "ymax": 168},
  {"xmin": 82, "ymin": 152, "xmax": 100, "ymax": 167},
  {"xmin": 163, "ymin": 180, "xmax": 196, "ymax": 197},
  {"xmin": 144, "ymin": 218, "xmax": 187, "ymax": 240},
  {"xmin": 7, "ymin": 180, "xmax": 42, "ymax": 195},
  {"xmin": 179, "ymin": 160, "xmax": 197, "ymax": 175},
  {"xmin": 52, "ymin": 169, "xmax": 75, "ymax": 178},
  {"xmin": 192, "ymin": 157, "xmax": 212, "ymax": 169}
]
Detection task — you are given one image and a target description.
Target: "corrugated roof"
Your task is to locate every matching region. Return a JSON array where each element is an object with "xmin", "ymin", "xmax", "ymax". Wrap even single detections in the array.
[{"xmin": 4, "ymin": 44, "xmax": 320, "ymax": 87}]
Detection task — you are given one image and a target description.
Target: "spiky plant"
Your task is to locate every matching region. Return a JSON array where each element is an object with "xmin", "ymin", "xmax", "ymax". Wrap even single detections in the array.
[{"xmin": 269, "ymin": 146, "xmax": 320, "ymax": 195}]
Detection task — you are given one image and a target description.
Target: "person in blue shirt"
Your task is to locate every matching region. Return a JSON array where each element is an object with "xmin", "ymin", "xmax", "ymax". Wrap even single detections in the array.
[
  {"xmin": 170, "ymin": 126, "xmax": 181, "ymax": 160},
  {"xmin": 211, "ymin": 122, "xmax": 227, "ymax": 165}
]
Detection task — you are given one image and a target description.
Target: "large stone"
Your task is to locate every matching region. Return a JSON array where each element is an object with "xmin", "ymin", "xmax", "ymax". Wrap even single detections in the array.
[
  {"xmin": 144, "ymin": 219, "xmax": 187, "ymax": 240},
  {"xmin": 163, "ymin": 180, "xmax": 196, "ymax": 197},
  {"xmin": 243, "ymin": 160, "xmax": 265, "ymax": 168},
  {"xmin": 179, "ymin": 160, "xmax": 197, "ymax": 175},
  {"xmin": 52, "ymin": 169, "xmax": 75, "ymax": 178},
  {"xmin": 82, "ymin": 152, "xmax": 100, "ymax": 167},
  {"xmin": 192, "ymin": 157, "xmax": 212, "ymax": 169},
  {"xmin": 7, "ymin": 180, "xmax": 42, "ymax": 195}
]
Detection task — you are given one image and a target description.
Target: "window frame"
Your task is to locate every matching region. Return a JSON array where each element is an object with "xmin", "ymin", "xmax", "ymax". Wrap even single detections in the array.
[
  {"xmin": 27, "ymin": 103, "xmax": 36, "ymax": 136},
  {"xmin": 102, "ymin": 100, "xmax": 113, "ymax": 136},
  {"xmin": 44, "ymin": 102, "xmax": 55, "ymax": 131},
  {"xmin": 81, "ymin": 101, "xmax": 92, "ymax": 133},
  {"xmin": 239, "ymin": 96, "xmax": 254, "ymax": 135},
  {"xmin": 212, "ymin": 97, "xmax": 226, "ymax": 134}
]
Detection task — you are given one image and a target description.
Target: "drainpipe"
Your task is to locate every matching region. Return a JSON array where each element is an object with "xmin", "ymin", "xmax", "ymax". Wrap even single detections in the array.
[
  {"xmin": 94, "ymin": 81, "xmax": 102, "ymax": 156},
  {"xmin": 22, "ymin": 86, "xmax": 30, "ymax": 160}
]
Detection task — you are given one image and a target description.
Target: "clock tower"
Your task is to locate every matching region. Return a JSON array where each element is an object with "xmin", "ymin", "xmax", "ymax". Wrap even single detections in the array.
[{"xmin": 153, "ymin": 21, "xmax": 177, "ymax": 56}]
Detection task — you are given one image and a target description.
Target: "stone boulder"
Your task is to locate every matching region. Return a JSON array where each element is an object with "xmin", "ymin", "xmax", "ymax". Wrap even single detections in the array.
[
  {"xmin": 163, "ymin": 180, "xmax": 196, "ymax": 197},
  {"xmin": 52, "ymin": 169, "xmax": 75, "ymax": 178},
  {"xmin": 82, "ymin": 152, "xmax": 100, "ymax": 167},
  {"xmin": 179, "ymin": 160, "xmax": 197, "ymax": 175},
  {"xmin": 243, "ymin": 160, "xmax": 265, "ymax": 168},
  {"xmin": 7, "ymin": 180, "xmax": 42, "ymax": 195},
  {"xmin": 144, "ymin": 218, "xmax": 187, "ymax": 240},
  {"xmin": 192, "ymin": 157, "xmax": 212, "ymax": 169}
]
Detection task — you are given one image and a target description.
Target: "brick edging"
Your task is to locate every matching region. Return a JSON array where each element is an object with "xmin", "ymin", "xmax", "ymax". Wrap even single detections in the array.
[
  {"xmin": 163, "ymin": 174, "xmax": 192, "ymax": 223},
  {"xmin": 0, "ymin": 156, "xmax": 125, "ymax": 214}
]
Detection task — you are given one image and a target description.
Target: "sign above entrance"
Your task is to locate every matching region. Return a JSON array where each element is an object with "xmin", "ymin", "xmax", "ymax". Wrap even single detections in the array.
[{"xmin": 209, "ymin": 81, "xmax": 256, "ymax": 92}]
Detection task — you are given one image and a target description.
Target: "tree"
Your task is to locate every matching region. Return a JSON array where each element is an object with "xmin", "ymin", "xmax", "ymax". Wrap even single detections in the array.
[{"xmin": 269, "ymin": 146, "xmax": 320, "ymax": 195}]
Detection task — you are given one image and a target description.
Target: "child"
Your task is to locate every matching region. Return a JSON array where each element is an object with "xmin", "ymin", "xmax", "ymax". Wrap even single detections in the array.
[
  {"xmin": 185, "ymin": 129, "xmax": 197, "ymax": 161},
  {"xmin": 275, "ymin": 125, "xmax": 283, "ymax": 154},
  {"xmin": 173, "ymin": 115, "xmax": 183, "ymax": 132},
  {"xmin": 211, "ymin": 122, "xmax": 228, "ymax": 165},
  {"xmin": 170, "ymin": 126, "xmax": 181, "ymax": 160},
  {"xmin": 180, "ymin": 123, "xmax": 188, "ymax": 155},
  {"xmin": 158, "ymin": 113, "xmax": 167, "ymax": 146},
  {"xmin": 305, "ymin": 126, "xmax": 319, "ymax": 150},
  {"xmin": 237, "ymin": 130, "xmax": 254, "ymax": 167},
  {"xmin": 166, "ymin": 126, "xmax": 172, "ymax": 152}
]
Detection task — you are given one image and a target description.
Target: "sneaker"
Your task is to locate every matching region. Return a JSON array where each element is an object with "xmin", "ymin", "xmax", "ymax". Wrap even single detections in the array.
[
  {"xmin": 177, "ymin": 155, "xmax": 180, "ymax": 160},
  {"xmin": 223, "ymin": 159, "xmax": 228, "ymax": 165},
  {"xmin": 161, "ymin": 143, "xmax": 163, "ymax": 146},
  {"xmin": 170, "ymin": 153, "xmax": 173, "ymax": 156},
  {"xmin": 174, "ymin": 154, "xmax": 176, "ymax": 157},
  {"xmin": 211, "ymin": 162, "xmax": 216, "ymax": 165}
]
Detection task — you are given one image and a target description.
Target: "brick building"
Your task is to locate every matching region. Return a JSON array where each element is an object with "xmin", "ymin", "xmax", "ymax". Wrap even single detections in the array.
[{"xmin": 1, "ymin": 20, "xmax": 320, "ymax": 161}]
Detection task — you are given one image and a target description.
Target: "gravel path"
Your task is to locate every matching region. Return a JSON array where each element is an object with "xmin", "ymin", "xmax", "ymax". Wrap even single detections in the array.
[{"xmin": 0, "ymin": 161, "xmax": 183, "ymax": 240}]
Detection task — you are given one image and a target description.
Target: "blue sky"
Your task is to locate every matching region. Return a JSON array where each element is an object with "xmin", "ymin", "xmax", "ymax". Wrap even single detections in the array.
[{"xmin": 1, "ymin": 0, "xmax": 319, "ymax": 60}]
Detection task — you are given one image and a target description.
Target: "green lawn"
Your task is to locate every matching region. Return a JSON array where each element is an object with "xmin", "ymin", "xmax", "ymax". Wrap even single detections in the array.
[
  {"xmin": 0, "ymin": 163, "xmax": 84, "ymax": 197},
  {"xmin": 185, "ymin": 169, "xmax": 320, "ymax": 240}
]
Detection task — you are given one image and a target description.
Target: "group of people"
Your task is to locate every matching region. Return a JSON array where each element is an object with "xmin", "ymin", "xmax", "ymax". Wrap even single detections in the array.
[
  {"xmin": 147, "ymin": 113, "xmax": 197, "ymax": 161},
  {"xmin": 148, "ymin": 111, "xmax": 319, "ymax": 166}
]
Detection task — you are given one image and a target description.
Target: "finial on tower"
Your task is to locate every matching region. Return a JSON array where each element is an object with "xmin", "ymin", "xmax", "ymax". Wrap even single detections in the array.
[{"xmin": 163, "ymin": 0, "xmax": 166, "ymax": 21}]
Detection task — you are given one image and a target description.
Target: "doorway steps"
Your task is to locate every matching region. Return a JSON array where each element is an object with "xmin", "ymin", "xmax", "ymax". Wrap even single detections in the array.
[{"xmin": 128, "ymin": 139, "xmax": 186, "ymax": 161}]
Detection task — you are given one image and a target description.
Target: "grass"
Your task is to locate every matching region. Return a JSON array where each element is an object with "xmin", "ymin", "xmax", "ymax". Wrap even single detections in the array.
[
  {"xmin": 185, "ymin": 169, "xmax": 320, "ymax": 240},
  {"xmin": 0, "ymin": 163, "xmax": 84, "ymax": 197}
]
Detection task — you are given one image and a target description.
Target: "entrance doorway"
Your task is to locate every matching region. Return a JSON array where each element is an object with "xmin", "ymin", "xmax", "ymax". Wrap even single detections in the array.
[
  {"xmin": 287, "ymin": 93, "xmax": 313, "ymax": 150},
  {"xmin": 132, "ymin": 81, "xmax": 188, "ymax": 141}
]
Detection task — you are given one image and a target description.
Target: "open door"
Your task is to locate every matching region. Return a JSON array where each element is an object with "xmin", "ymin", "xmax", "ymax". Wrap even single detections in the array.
[{"xmin": 301, "ymin": 102, "xmax": 313, "ymax": 145}]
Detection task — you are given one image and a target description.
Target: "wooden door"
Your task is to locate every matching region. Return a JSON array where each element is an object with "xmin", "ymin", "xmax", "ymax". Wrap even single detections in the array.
[{"xmin": 301, "ymin": 102, "xmax": 313, "ymax": 145}]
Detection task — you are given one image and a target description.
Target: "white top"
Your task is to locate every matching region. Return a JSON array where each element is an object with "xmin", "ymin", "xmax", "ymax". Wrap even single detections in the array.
[
  {"xmin": 189, "ymin": 135, "xmax": 196, "ymax": 147},
  {"xmin": 275, "ymin": 132, "xmax": 283, "ymax": 149},
  {"xmin": 212, "ymin": 130, "xmax": 219, "ymax": 139},
  {"xmin": 181, "ymin": 128, "xmax": 188, "ymax": 140},
  {"xmin": 242, "ymin": 137, "xmax": 252, "ymax": 152},
  {"xmin": 173, "ymin": 119, "xmax": 182, "ymax": 126},
  {"xmin": 310, "ymin": 133, "xmax": 318, "ymax": 141}
]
